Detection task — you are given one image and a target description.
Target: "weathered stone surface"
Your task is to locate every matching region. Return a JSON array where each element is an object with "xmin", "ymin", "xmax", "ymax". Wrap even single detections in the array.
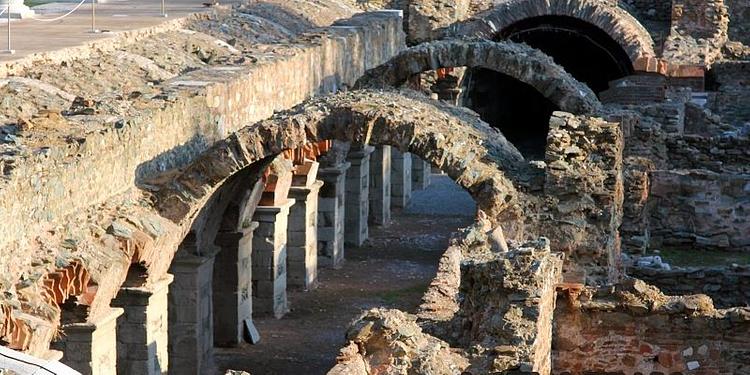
[
  {"xmin": 554, "ymin": 279, "xmax": 750, "ymax": 374},
  {"xmin": 457, "ymin": 239, "xmax": 563, "ymax": 374},
  {"xmin": 663, "ymin": 0, "xmax": 730, "ymax": 66},
  {"xmin": 328, "ymin": 308, "xmax": 469, "ymax": 375},
  {"xmin": 535, "ymin": 112, "xmax": 625, "ymax": 284},
  {"xmin": 154, "ymin": 89, "xmax": 526, "ymax": 230},
  {"xmin": 356, "ymin": 40, "xmax": 602, "ymax": 115}
]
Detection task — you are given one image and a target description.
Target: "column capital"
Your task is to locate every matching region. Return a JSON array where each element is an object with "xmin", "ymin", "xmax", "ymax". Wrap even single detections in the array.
[
  {"xmin": 288, "ymin": 180, "xmax": 324, "ymax": 198},
  {"xmin": 116, "ymin": 274, "xmax": 174, "ymax": 301},
  {"xmin": 254, "ymin": 198, "xmax": 296, "ymax": 214},
  {"xmin": 319, "ymin": 161, "xmax": 351, "ymax": 177},
  {"xmin": 66, "ymin": 307, "xmax": 124, "ymax": 332}
]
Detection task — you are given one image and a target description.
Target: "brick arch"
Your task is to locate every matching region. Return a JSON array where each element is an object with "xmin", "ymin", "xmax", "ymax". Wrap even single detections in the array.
[
  {"xmin": 439, "ymin": 0, "xmax": 655, "ymax": 66},
  {"xmin": 153, "ymin": 89, "xmax": 528, "ymax": 229},
  {"xmin": 354, "ymin": 40, "xmax": 602, "ymax": 115}
]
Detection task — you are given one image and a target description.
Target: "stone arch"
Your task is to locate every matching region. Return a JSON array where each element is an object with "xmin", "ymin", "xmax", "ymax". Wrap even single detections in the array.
[
  {"xmin": 354, "ymin": 39, "xmax": 602, "ymax": 115},
  {"xmin": 153, "ymin": 89, "xmax": 527, "ymax": 229},
  {"xmin": 440, "ymin": 0, "xmax": 655, "ymax": 66}
]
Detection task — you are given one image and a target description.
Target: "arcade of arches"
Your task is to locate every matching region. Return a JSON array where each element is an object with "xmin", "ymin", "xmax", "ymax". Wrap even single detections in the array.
[{"xmin": 0, "ymin": 0, "xmax": 749, "ymax": 374}]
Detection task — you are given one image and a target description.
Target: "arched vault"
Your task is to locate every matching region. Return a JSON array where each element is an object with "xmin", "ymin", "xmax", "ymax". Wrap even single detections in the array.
[
  {"xmin": 439, "ymin": 0, "xmax": 655, "ymax": 67},
  {"xmin": 354, "ymin": 40, "xmax": 602, "ymax": 115},
  {"xmin": 153, "ymin": 89, "xmax": 528, "ymax": 228}
]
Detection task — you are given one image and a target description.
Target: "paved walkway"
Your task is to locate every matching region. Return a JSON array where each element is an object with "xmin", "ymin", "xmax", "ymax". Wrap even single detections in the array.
[
  {"xmin": 0, "ymin": 0, "xmax": 234, "ymax": 62},
  {"xmin": 212, "ymin": 175, "xmax": 474, "ymax": 374}
]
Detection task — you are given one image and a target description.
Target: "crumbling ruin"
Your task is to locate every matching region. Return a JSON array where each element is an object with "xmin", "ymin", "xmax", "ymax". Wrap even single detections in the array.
[{"xmin": 0, "ymin": 0, "xmax": 748, "ymax": 374}]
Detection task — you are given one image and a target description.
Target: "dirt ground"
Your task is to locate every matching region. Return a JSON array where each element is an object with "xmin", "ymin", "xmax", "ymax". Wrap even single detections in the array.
[{"xmin": 212, "ymin": 174, "xmax": 475, "ymax": 375}]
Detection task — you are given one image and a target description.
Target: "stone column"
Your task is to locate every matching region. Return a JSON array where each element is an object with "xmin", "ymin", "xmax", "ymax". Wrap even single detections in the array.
[
  {"xmin": 252, "ymin": 199, "xmax": 295, "ymax": 319},
  {"xmin": 345, "ymin": 146, "xmax": 374, "ymax": 246},
  {"xmin": 168, "ymin": 249, "xmax": 217, "ymax": 375},
  {"xmin": 287, "ymin": 180, "xmax": 323, "ymax": 290},
  {"xmin": 369, "ymin": 145, "xmax": 391, "ymax": 226},
  {"xmin": 317, "ymin": 162, "xmax": 350, "ymax": 268},
  {"xmin": 0, "ymin": 0, "xmax": 34, "ymax": 19},
  {"xmin": 212, "ymin": 223, "xmax": 258, "ymax": 347},
  {"xmin": 411, "ymin": 156, "xmax": 432, "ymax": 191},
  {"xmin": 391, "ymin": 149, "xmax": 412, "ymax": 208},
  {"xmin": 56, "ymin": 307, "xmax": 123, "ymax": 375},
  {"xmin": 113, "ymin": 275, "xmax": 173, "ymax": 375}
]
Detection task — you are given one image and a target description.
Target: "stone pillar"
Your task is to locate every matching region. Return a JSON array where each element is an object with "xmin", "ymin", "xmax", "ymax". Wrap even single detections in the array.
[
  {"xmin": 411, "ymin": 156, "xmax": 432, "ymax": 191},
  {"xmin": 317, "ymin": 162, "xmax": 350, "ymax": 268},
  {"xmin": 287, "ymin": 180, "xmax": 323, "ymax": 290},
  {"xmin": 369, "ymin": 145, "xmax": 392, "ymax": 226},
  {"xmin": 168, "ymin": 249, "xmax": 216, "ymax": 375},
  {"xmin": 56, "ymin": 307, "xmax": 123, "ymax": 375},
  {"xmin": 0, "ymin": 0, "xmax": 34, "ymax": 19},
  {"xmin": 252, "ymin": 199, "xmax": 294, "ymax": 319},
  {"xmin": 391, "ymin": 149, "xmax": 412, "ymax": 208},
  {"xmin": 345, "ymin": 146, "xmax": 374, "ymax": 246},
  {"xmin": 212, "ymin": 224, "xmax": 258, "ymax": 347},
  {"xmin": 113, "ymin": 275, "xmax": 173, "ymax": 375}
]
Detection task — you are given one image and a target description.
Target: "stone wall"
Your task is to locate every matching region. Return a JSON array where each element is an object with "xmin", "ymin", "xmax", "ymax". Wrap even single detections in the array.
[
  {"xmin": 647, "ymin": 169, "xmax": 750, "ymax": 251},
  {"xmin": 407, "ymin": 0, "xmax": 471, "ymax": 44},
  {"xmin": 553, "ymin": 280, "xmax": 750, "ymax": 374},
  {"xmin": 663, "ymin": 0, "xmax": 729, "ymax": 65},
  {"xmin": 629, "ymin": 265, "xmax": 750, "ymax": 308},
  {"xmin": 665, "ymin": 134, "xmax": 750, "ymax": 173},
  {"xmin": 0, "ymin": 10, "xmax": 405, "ymax": 297},
  {"xmin": 707, "ymin": 61, "xmax": 750, "ymax": 126},
  {"xmin": 621, "ymin": 0, "xmax": 673, "ymax": 21},
  {"xmin": 457, "ymin": 239, "xmax": 564, "ymax": 374},
  {"xmin": 540, "ymin": 112, "xmax": 624, "ymax": 283},
  {"xmin": 726, "ymin": 0, "xmax": 750, "ymax": 45}
]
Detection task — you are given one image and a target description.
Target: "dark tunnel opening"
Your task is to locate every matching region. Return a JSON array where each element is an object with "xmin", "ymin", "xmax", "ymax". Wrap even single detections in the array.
[
  {"xmin": 464, "ymin": 68, "xmax": 558, "ymax": 160},
  {"xmin": 497, "ymin": 15, "xmax": 634, "ymax": 94}
]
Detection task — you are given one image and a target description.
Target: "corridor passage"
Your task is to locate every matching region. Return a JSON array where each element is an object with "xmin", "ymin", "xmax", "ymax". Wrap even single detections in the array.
[{"xmin": 212, "ymin": 174, "xmax": 475, "ymax": 374}]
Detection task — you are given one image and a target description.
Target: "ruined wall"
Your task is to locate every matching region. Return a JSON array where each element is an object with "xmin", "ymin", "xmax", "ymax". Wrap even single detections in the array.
[
  {"xmin": 457, "ymin": 240, "xmax": 563, "ymax": 374},
  {"xmin": 647, "ymin": 169, "xmax": 750, "ymax": 251},
  {"xmin": 665, "ymin": 134, "xmax": 750, "ymax": 173},
  {"xmin": 621, "ymin": 0, "xmax": 673, "ymax": 22},
  {"xmin": 629, "ymin": 265, "xmax": 750, "ymax": 308},
  {"xmin": 726, "ymin": 0, "xmax": 750, "ymax": 45},
  {"xmin": 553, "ymin": 281, "xmax": 750, "ymax": 374},
  {"xmin": 540, "ymin": 112, "xmax": 624, "ymax": 283},
  {"xmin": 707, "ymin": 61, "xmax": 750, "ymax": 126},
  {"xmin": 0, "ymin": 9, "xmax": 405, "ymax": 304},
  {"xmin": 663, "ymin": 0, "xmax": 729, "ymax": 65},
  {"xmin": 407, "ymin": 0, "xmax": 471, "ymax": 44}
]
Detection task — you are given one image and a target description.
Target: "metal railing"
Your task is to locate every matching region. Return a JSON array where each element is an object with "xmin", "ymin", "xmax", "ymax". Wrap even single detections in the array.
[{"xmin": 1, "ymin": 0, "xmax": 171, "ymax": 55}]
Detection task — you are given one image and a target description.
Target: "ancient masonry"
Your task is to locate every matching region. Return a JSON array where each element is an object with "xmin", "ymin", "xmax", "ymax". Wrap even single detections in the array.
[{"xmin": 0, "ymin": 0, "xmax": 749, "ymax": 374}]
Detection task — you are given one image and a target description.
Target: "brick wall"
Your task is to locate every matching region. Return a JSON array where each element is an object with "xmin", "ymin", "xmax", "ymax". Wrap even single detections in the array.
[{"xmin": 553, "ymin": 281, "xmax": 750, "ymax": 374}]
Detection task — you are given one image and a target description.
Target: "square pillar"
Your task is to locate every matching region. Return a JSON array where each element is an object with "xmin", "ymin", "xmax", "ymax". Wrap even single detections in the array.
[
  {"xmin": 345, "ymin": 146, "xmax": 374, "ymax": 247},
  {"xmin": 411, "ymin": 156, "xmax": 432, "ymax": 191},
  {"xmin": 369, "ymin": 145, "xmax": 392, "ymax": 226},
  {"xmin": 252, "ymin": 199, "xmax": 295, "ymax": 319},
  {"xmin": 317, "ymin": 162, "xmax": 350, "ymax": 269},
  {"xmin": 113, "ymin": 275, "xmax": 173, "ymax": 375},
  {"xmin": 287, "ymin": 180, "xmax": 324, "ymax": 290},
  {"xmin": 391, "ymin": 149, "xmax": 412, "ymax": 208},
  {"xmin": 56, "ymin": 307, "xmax": 123, "ymax": 375},
  {"xmin": 212, "ymin": 223, "xmax": 258, "ymax": 347},
  {"xmin": 168, "ymin": 250, "xmax": 216, "ymax": 375}
]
